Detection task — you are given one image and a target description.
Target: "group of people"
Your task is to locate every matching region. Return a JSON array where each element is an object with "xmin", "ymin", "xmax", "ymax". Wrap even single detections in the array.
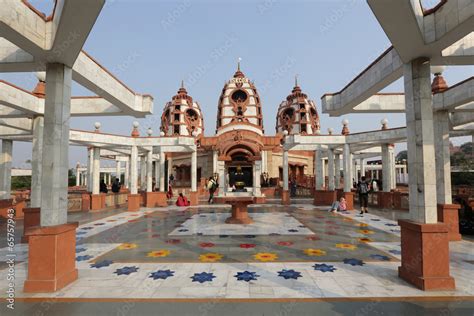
[
  {"xmin": 99, "ymin": 178, "xmax": 122, "ymax": 194},
  {"xmin": 330, "ymin": 176, "xmax": 372, "ymax": 215}
]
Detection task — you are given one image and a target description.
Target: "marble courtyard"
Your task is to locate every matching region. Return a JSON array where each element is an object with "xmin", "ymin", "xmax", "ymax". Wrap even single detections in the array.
[{"xmin": 0, "ymin": 1, "xmax": 474, "ymax": 315}]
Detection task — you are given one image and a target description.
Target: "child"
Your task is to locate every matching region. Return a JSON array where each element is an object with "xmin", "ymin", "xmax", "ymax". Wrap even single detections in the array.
[{"xmin": 330, "ymin": 197, "xmax": 347, "ymax": 212}]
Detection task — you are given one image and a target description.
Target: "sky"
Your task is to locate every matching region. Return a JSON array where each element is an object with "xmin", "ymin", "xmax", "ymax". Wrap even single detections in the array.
[{"xmin": 1, "ymin": 0, "xmax": 472, "ymax": 168}]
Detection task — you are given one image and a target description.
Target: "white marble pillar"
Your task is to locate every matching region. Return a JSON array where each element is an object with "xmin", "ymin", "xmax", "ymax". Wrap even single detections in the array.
[
  {"xmin": 382, "ymin": 144, "xmax": 393, "ymax": 192},
  {"xmin": 146, "ymin": 150, "xmax": 153, "ymax": 192},
  {"xmin": 253, "ymin": 160, "xmax": 262, "ymax": 196},
  {"xmin": 328, "ymin": 149, "xmax": 335, "ymax": 191},
  {"xmin": 390, "ymin": 147, "xmax": 396, "ymax": 189},
  {"xmin": 404, "ymin": 58, "xmax": 437, "ymax": 224},
  {"xmin": 40, "ymin": 63, "xmax": 72, "ymax": 226},
  {"xmin": 154, "ymin": 160, "xmax": 159, "ymax": 191},
  {"xmin": 0, "ymin": 140, "xmax": 13, "ymax": 200},
  {"xmin": 212, "ymin": 150, "xmax": 218, "ymax": 174},
  {"xmin": 87, "ymin": 147, "xmax": 93, "ymax": 192},
  {"xmin": 30, "ymin": 116, "xmax": 43, "ymax": 207},
  {"xmin": 261, "ymin": 150, "xmax": 267, "ymax": 173},
  {"xmin": 191, "ymin": 149, "xmax": 197, "ymax": 192},
  {"xmin": 343, "ymin": 144, "xmax": 352, "ymax": 192},
  {"xmin": 130, "ymin": 146, "xmax": 138, "ymax": 194},
  {"xmin": 283, "ymin": 150, "xmax": 289, "ymax": 191},
  {"xmin": 75, "ymin": 166, "xmax": 80, "ymax": 186},
  {"xmin": 359, "ymin": 158, "xmax": 365, "ymax": 179},
  {"xmin": 217, "ymin": 160, "xmax": 226, "ymax": 196},
  {"xmin": 140, "ymin": 156, "xmax": 146, "ymax": 191},
  {"xmin": 92, "ymin": 148, "xmax": 100, "ymax": 195},
  {"xmin": 115, "ymin": 160, "xmax": 121, "ymax": 182},
  {"xmin": 315, "ymin": 149, "xmax": 323, "ymax": 190},
  {"xmin": 434, "ymin": 110, "xmax": 452, "ymax": 204},
  {"xmin": 159, "ymin": 151, "xmax": 165, "ymax": 192},
  {"xmin": 335, "ymin": 153, "xmax": 341, "ymax": 189},
  {"xmin": 124, "ymin": 159, "xmax": 130, "ymax": 189},
  {"xmin": 352, "ymin": 159, "xmax": 358, "ymax": 182}
]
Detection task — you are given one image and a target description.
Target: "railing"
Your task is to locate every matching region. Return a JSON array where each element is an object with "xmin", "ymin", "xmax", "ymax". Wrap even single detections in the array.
[
  {"xmin": 104, "ymin": 192, "xmax": 128, "ymax": 208},
  {"xmin": 68, "ymin": 194, "xmax": 83, "ymax": 212}
]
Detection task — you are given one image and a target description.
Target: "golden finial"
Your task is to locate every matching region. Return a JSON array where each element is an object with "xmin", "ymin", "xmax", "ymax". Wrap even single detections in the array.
[{"xmin": 237, "ymin": 57, "xmax": 242, "ymax": 71}]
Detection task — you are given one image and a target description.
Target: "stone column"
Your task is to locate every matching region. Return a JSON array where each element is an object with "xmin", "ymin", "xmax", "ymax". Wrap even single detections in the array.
[
  {"xmin": 189, "ymin": 149, "xmax": 198, "ymax": 205},
  {"xmin": 154, "ymin": 160, "xmax": 159, "ymax": 190},
  {"xmin": 328, "ymin": 149, "xmax": 335, "ymax": 191},
  {"xmin": 253, "ymin": 160, "xmax": 262, "ymax": 197},
  {"xmin": 315, "ymin": 149, "xmax": 323, "ymax": 190},
  {"xmin": 398, "ymin": 57, "xmax": 454, "ymax": 291},
  {"xmin": 24, "ymin": 64, "xmax": 78, "ymax": 293},
  {"xmin": 92, "ymin": 148, "xmax": 100, "ymax": 195},
  {"xmin": 140, "ymin": 156, "xmax": 146, "ymax": 191},
  {"xmin": 146, "ymin": 150, "xmax": 153, "ymax": 193},
  {"xmin": 124, "ymin": 159, "xmax": 130, "ymax": 189},
  {"xmin": 0, "ymin": 139, "xmax": 12, "ymax": 200},
  {"xmin": 212, "ymin": 150, "xmax": 218, "ymax": 174},
  {"xmin": 359, "ymin": 158, "xmax": 365, "ymax": 179},
  {"xmin": 75, "ymin": 165, "xmax": 80, "ymax": 186},
  {"xmin": 352, "ymin": 158, "xmax": 358, "ymax": 183},
  {"xmin": 87, "ymin": 147, "xmax": 93, "ymax": 192},
  {"xmin": 217, "ymin": 160, "xmax": 226, "ymax": 196},
  {"xmin": 282, "ymin": 149, "xmax": 290, "ymax": 204},
  {"xmin": 29, "ymin": 117, "xmax": 43, "ymax": 206},
  {"xmin": 159, "ymin": 151, "xmax": 166, "ymax": 192},
  {"xmin": 115, "ymin": 160, "xmax": 121, "ymax": 183},
  {"xmin": 335, "ymin": 153, "xmax": 341, "ymax": 189},
  {"xmin": 381, "ymin": 144, "xmax": 393, "ymax": 192},
  {"xmin": 127, "ymin": 145, "xmax": 141, "ymax": 211},
  {"xmin": 342, "ymin": 144, "xmax": 354, "ymax": 210},
  {"xmin": 434, "ymin": 110, "xmax": 461, "ymax": 241}
]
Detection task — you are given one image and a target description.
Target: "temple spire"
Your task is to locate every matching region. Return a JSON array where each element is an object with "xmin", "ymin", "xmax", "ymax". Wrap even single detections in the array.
[
  {"xmin": 181, "ymin": 80, "xmax": 184, "ymax": 89},
  {"xmin": 295, "ymin": 74, "xmax": 299, "ymax": 87},
  {"xmin": 237, "ymin": 57, "xmax": 241, "ymax": 71}
]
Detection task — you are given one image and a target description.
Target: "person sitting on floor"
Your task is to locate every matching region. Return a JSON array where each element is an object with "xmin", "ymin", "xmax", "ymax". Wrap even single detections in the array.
[
  {"xmin": 176, "ymin": 193, "xmax": 190, "ymax": 206},
  {"xmin": 329, "ymin": 197, "xmax": 347, "ymax": 213}
]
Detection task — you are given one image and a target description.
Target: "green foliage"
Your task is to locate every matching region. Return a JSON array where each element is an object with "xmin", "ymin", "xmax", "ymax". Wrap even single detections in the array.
[
  {"xmin": 396, "ymin": 150, "xmax": 407, "ymax": 162},
  {"xmin": 451, "ymin": 172, "xmax": 474, "ymax": 186},
  {"xmin": 11, "ymin": 176, "xmax": 31, "ymax": 190},
  {"xmin": 68, "ymin": 168, "xmax": 76, "ymax": 187}
]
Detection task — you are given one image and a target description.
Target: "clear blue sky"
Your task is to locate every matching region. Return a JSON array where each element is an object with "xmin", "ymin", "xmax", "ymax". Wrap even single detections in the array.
[{"xmin": 2, "ymin": 0, "xmax": 472, "ymax": 168}]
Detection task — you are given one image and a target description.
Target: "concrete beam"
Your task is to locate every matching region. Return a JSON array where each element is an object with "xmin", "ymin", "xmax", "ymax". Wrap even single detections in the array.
[
  {"xmin": 346, "ymin": 127, "xmax": 406, "ymax": 145},
  {"xmin": 352, "ymin": 93, "xmax": 405, "ymax": 113},
  {"xmin": 434, "ymin": 77, "xmax": 474, "ymax": 111},
  {"xmin": 321, "ymin": 47, "xmax": 403, "ymax": 116},
  {"xmin": 0, "ymin": 118, "xmax": 32, "ymax": 132}
]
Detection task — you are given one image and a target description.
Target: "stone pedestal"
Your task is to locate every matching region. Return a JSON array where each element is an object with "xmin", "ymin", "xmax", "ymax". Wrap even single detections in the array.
[
  {"xmin": 14, "ymin": 199, "xmax": 25, "ymax": 219},
  {"xmin": 437, "ymin": 204, "xmax": 462, "ymax": 241},
  {"xmin": 398, "ymin": 220, "xmax": 455, "ymax": 291},
  {"xmin": 90, "ymin": 194, "xmax": 105, "ymax": 211},
  {"xmin": 24, "ymin": 222, "xmax": 78, "ymax": 293},
  {"xmin": 313, "ymin": 190, "xmax": 337, "ymax": 206},
  {"xmin": 281, "ymin": 190, "xmax": 290, "ymax": 205},
  {"xmin": 254, "ymin": 196, "xmax": 266, "ymax": 204},
  {"xmin": 377, "ymin": 191, "xmax": 393, "ymax": 209},
  {"xmin": 0, "ymin": 199, "xmax": 14, "ymax": 220},
  {"xmin": 342, "ymin": 192, "xmax": 354, "ymax": 211},
  {"xmin": 189, "ymin": 191, "xmax": 199, "ymax": 206},
  {"xmin": 224, "ymin": 197, "xmax": 254, "ymax": 224},
  {"xmin": 127, "ymin": 194, "xmax": 141, "ymax": 212},
  {"xmin": 22, "ymin": 207, "xmax": 41, "ymax": 243},
  {"xmin": 81, "ymin": 193, "xmax": 91, "ymax": 212},
  {"xmin": 145, "ymin": 192, "xmax": 167, "ymax": 207}
]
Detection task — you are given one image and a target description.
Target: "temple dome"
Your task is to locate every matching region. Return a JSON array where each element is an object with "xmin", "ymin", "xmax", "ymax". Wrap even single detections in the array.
[
  {"xmin": 276, "ymin": 80, "xmax": 320, "ymax": 135},
  {"xmin": 215, "ymin": 63, "xmax": 264, "ymax": 136},
  {"xmin": 160, "ymin": 82, "xmax": 204, "ymax": 137}
]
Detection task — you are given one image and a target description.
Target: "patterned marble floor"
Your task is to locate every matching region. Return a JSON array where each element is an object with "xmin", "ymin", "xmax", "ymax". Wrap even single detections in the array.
[{"xmin": 1, "ymin": 204, "xmax": 474, "ymax": 300}]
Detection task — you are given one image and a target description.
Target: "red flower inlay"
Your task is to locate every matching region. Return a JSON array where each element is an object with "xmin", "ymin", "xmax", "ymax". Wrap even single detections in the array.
[
  {"xmin": 165, "ymin": 239, "xmax": 181, "ymax": 244},
  {"xmin": 306, "ymin": 236, "xmax": 320, "ymax": 241},
  {"xmin": 277, "ymin": 241, "xmax": 294, "ymax": 246},
  {"xmin": 199, "ymin": 242, "xmax": 215, "ymax": 248},
  {"xmin": 239, "ymin": 243, "xmax": 256, "ymax": 249}
]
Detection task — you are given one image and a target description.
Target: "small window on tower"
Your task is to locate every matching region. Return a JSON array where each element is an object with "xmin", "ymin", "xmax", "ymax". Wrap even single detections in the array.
[
  {"xmin": 174, "ymin": 125, "xmax": 180, "ymax": 135},
  {"xmin": 301, "ymin": 124, "xmax": 307, "ymax": 133},
  {"xmin": 299, "ymin": 103, "xmax": 305, "ymax": 109},
  {"xmin": 175, "ymin": 105, "xmax": 180, "ymax": 111},
  {"xmin": 174, "ymin": 113, "xmax": 180, "ymax": 121}
]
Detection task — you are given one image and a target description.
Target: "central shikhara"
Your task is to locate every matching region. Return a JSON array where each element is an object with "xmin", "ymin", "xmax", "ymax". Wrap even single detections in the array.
[{"xmin": 159, "ymin": 63, "xmax": 322, "ymax": 199}]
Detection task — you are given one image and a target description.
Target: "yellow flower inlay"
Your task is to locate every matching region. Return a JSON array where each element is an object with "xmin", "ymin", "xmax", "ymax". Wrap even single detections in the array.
[
  {"xmin": 358, "ymin": 237, "xmax": 373, "ymax": 243},
  {"xmin": 199, "ymin": 253, "xmax": 223, "ymax": 262},
  {"xmin": 147, "ymin": 250, "xmax": 171, "ymax": 257},
  {"xmin": 254, "ymin": 252, "xmax": 278, "ymax": 262},
  {"xmin": 303, "ymin": 248, "xmax": 326, "ymax": 256},
  {"xmin": 357, "ymin": 229, "xmax": 375, "ymax": 235},
  {"xmin": 117, "ymin": 243, "xmax": 138, "ymax": 250},
  {"xmin": 357, "ymin": 223, "xmax": 369, "ymax": 227},
  {"xmin": 336, "ymin": 243, "xmax": 357, "ymax": 250}
]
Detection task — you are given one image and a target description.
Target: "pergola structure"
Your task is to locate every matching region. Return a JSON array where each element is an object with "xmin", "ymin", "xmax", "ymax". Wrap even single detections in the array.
[
  {"xmin": 0, "ymin": 1, "xmax": 155, "ymax": 292},
  {"xmin": 319, "ymin": 0, "xmax": 474, "ymax": 291}
]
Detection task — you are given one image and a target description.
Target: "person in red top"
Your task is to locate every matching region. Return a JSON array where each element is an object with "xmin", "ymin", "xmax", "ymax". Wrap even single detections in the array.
[{"xmin": 176, "ymin": 193, "xmax": 190, "ymax": 206}]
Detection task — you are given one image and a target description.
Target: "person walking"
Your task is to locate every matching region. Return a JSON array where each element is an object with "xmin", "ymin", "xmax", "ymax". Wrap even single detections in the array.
[
  {"xmin": 357, "ymin": 176, "xmax": 370, "ymax": 215},
  {"xmin": 207, "ymin": 176, "xmax": 218, "ymax": 204}
]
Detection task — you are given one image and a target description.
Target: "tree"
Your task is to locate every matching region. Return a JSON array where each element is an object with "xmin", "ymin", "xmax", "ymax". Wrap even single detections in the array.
[{"xmin": 396, "ymin": 150, "xmax": 407, "ymax": 162}]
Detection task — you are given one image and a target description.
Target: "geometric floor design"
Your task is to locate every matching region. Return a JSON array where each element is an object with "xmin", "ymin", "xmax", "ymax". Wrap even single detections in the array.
[{"xmin": 1, "ymin": 203, "xmax": 474, "ymax": 299}]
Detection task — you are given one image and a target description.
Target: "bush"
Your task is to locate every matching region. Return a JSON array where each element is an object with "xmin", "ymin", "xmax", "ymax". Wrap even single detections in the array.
[{"xmin": 451, "ymin": 172, "xmax": 474, "ymax": 186}]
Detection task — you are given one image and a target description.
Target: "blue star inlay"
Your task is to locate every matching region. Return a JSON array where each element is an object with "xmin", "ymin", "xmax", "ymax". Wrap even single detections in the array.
[
  {"xmin": 277, "ymin": 269, "xmax": 302, "ymax": 280},
  {"xmin": 114, "ymin": 266, "xmax": 139, "ymax": 275},
  {"xmin": 370, "ymin": 254, "xmax": 390, "ymax": 261},
  {"xmin": 81, "ymin": 227, "xmax": 94, "ymax": 230},
  {"xmin": 245, "ymin": 235, "xmax": 256, "ymax": 238},
  {"xmin": 191, "ymin": 272, "xmax": 216, "ymax": 283},
  {"xmin": 76, "ymin": 231, "xmax": 87, "ymax": 236},
  {"xmin": 370, "ymin": 219, "xmax": 381, "ymax": 222},
  {"xmin": 219, "ymin": 235, "xmax": 229, "ymax": 238},
  {"xmin": 76, "ymin": 255, "xmax": 93, "ymax": 262},
  {"xmin": 389, "ymin": 249, "xmax": 401, "ymax": 255},
  {"xmin": 343, "ymin": 258, "xmax": 365, "ymax": 266},
  {"xmin": 312, "ymin": 263, "xmax": 337, "ymax": 273},
  {"xmin": 234, "ymin": 271, "xmax": 260, "ymax": 282},
  {"xmin": 90, "ymin": 260, "xmax": 114, "ymax": 268},
  {"xmin": 385, "ymin": 223, "xmax": 398, "ymax": 227},
  {"xmin": 288, "ymin": 229, "xmax": 299, "ymax": 233},
  {"xmin": 150, "ymin": 269, "xmax": 175, "ymax": 280},
  {"xmin": 178, "ymin": 229, "xmax": 189, "ymax": 232},
  {"xmin": 76, "ymin": 247, "xmax": 87, "ymax": 253}
]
